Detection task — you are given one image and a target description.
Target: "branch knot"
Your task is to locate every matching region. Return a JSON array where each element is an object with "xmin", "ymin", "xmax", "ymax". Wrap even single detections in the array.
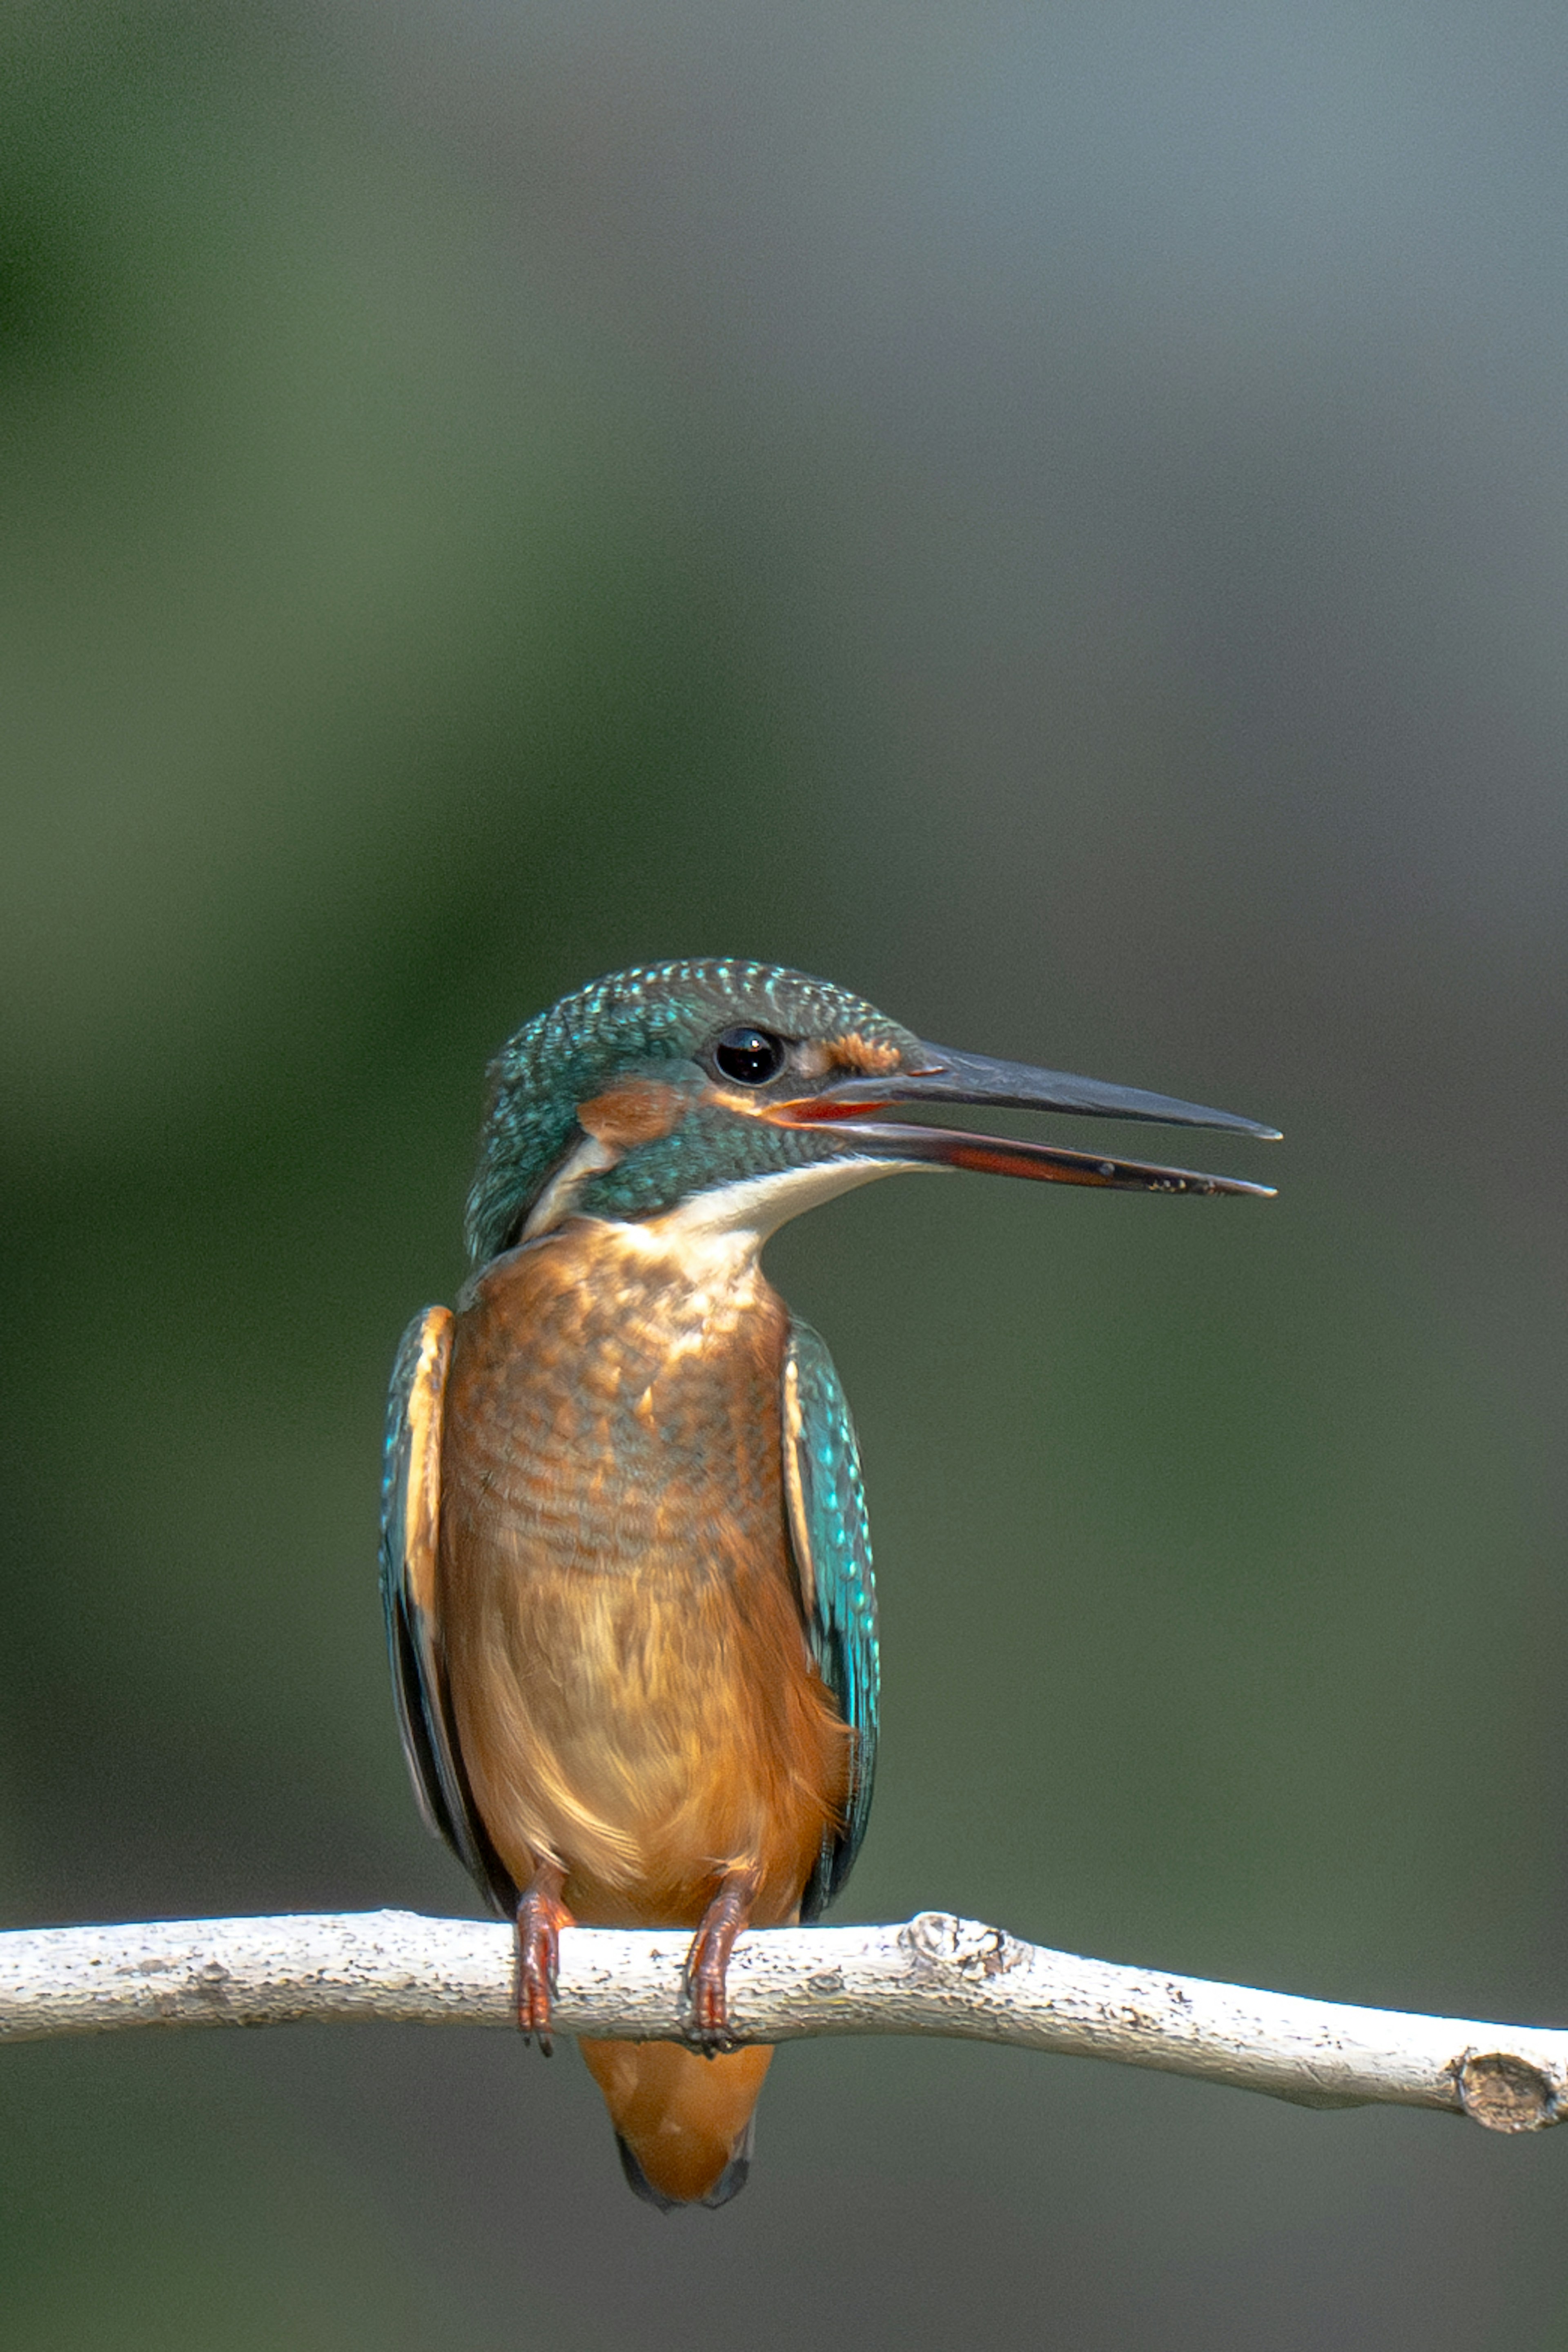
[
  {"xmin": 900, "ymin": 1911, "xmax": 1015, "ymax": 1980},
  {"xmin": 1455, "ymin": 2049, "xmax": 1562, "ymax": 2134}
]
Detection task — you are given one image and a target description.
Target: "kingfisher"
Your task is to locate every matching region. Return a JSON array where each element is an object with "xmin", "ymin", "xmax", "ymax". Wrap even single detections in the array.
[{"xmin": 380, "ymin": 959, "xmax": 1277, "ymax": 2210}]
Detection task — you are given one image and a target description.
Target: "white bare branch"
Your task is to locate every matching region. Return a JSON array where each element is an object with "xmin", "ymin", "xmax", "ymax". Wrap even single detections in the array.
[{"xmin": 0, "ymin": 1909, "xmax": 1561, "ymax": 2135}]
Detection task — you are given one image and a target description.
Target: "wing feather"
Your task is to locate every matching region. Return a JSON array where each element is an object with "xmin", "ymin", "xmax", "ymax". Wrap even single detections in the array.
[
  {"xmin": 781, "ymin": 1320, "xmax": 880, "ymax": 1918},
  {"xmin": 379, "ymin": 1306, "xmax": 514, "ymax": 1915}
]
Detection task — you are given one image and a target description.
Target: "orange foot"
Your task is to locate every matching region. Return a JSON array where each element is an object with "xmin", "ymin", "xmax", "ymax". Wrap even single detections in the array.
[
  {"xmin": 515, "ymin": 1860, "xmax": 574, "ymax": 2054},
  {"xmin": 683, "ymin": 1863, "xmax": 762, "ymax": 2056}
]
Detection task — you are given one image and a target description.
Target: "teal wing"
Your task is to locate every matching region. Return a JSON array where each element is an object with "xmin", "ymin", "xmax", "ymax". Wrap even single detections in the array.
[
  {"xmin": 380, "ymin": 1305, "xmax": 514, "ymax": 1917},
  {"xmin": 782, "ymin": 1319, "xmax": 880, "ymax": 1919}
]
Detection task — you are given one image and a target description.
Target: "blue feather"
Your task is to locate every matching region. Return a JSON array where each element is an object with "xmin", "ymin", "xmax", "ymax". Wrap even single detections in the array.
[{"xmin": 782, "ymin": 1321, "xmax": 880, "ymax": 1919}]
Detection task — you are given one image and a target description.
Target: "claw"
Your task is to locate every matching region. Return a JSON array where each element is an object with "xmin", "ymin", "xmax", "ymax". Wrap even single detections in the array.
[
  {"xmin": 515, "ymin": 1859, "xmax": 573, "ymax": 2054},
  {"xmin": 682, "ymin": 1864, "xmax": 761, "ymax": 2057}
]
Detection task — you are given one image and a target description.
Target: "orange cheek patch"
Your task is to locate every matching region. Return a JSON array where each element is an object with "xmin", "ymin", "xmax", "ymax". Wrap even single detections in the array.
[
  {"xmin": 577, "ymin": 1079, "xmax": 693, "ymax": 1150},
  {"xmin": 833, "ymin": 1032, "xmax": 903, "ymax": 1076}
]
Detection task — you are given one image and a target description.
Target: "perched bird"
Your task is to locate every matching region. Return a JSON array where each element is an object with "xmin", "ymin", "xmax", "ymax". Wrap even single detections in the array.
[{"xmin": 381, "ymin": 959, "xmax": 1276, "ymax": 2209}]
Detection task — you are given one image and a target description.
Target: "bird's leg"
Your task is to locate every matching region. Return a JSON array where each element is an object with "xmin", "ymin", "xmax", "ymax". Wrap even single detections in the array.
[
  {"xmin": 683, "ymin": 1862, "xmax": 762, "ymax": 2056},
  {"xmin": 514, "ymin": 1857, "xmax": 574, "ymax": 2054}
]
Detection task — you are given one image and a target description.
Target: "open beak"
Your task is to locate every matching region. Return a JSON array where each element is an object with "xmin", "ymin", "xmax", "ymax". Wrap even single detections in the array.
[{"xmin": 769, "ymin": 1042, "xmax": 1280, "ymax": 1198}]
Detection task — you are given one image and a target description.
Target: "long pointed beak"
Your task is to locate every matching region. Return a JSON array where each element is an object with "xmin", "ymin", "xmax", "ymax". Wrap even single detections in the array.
[{"xmin": 770, "ymin": 1041, "xmax": 1280, "ymax": 1198}]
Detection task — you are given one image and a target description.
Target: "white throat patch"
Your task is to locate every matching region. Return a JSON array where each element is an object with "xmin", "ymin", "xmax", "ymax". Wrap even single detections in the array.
[{"xmin": 622, "ymin": 1154, "xmax": 927, "ymax": 1277}]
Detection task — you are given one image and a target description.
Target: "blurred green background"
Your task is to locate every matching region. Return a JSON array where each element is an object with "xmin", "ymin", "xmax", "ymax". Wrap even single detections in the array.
[{"xmin": 4, "ymin": 1, "xmax": 1568, "ymax": 2344}]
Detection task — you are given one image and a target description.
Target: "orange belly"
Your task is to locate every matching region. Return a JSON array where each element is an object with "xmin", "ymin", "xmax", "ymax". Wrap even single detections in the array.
[{"xmin": 436, "ymin": 1220, "xmax": 849, "ymax": 1930}]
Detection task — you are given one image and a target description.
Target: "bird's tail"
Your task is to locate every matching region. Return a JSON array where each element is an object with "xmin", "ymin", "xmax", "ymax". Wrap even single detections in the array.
[{"xmin": 579, "ymin": 2038, "xmax": 773, "ymax": 2209}]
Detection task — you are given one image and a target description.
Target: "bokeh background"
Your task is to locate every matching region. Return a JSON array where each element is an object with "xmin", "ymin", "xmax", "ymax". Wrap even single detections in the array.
[{"xmin": 4, "ymin": 1, "xmax": 1568, "ymax": 2343}]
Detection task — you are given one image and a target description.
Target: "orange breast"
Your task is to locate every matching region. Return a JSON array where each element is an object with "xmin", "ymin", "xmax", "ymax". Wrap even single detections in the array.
[{"xmin": 437, "ymin": 1221, "xmax": 848, "ymax": 1929}]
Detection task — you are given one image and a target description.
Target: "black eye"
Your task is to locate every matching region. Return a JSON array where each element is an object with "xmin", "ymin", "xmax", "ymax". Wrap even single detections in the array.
[{"xmin": 713, "ymin": 1025, "xmax": 787, "ymax": 1085}]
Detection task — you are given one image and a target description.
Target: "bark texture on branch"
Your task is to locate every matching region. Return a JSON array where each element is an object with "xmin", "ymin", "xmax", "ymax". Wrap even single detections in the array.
[{"xmin": 1, "ymin": 1909, "xmax": 1562, "ymax": 2136}]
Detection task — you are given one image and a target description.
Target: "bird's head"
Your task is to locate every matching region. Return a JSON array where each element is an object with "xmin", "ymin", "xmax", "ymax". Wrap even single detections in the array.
[{"xmin": 464, "ymin": 957, "xmax": 1278, "ymax": 1266}]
